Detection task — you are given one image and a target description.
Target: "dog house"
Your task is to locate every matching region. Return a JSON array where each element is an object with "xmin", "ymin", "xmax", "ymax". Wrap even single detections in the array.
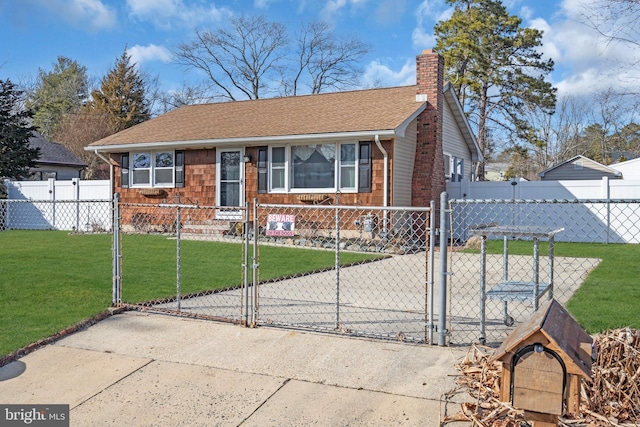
[{"xmin": 490, "ymin": 299, "xmax": 593, "ymax": 426}]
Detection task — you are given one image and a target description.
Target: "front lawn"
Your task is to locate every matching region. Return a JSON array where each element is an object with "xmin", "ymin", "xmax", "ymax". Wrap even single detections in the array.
[
  {"xmin": 2, "ymin": 231, "xmax": 638, "ymax": 358},
  {"xmin": 0, "ymin": 230, "xmax": 381, "ymax": 357}
]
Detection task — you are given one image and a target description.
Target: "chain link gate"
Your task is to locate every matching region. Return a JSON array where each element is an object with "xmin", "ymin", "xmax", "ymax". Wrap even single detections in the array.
[
  {"xmin": 113, "ymin": 195, "xmax": 252, "ymax": 324},
  {"xmin": 252, "ymin": 203, "xmax": 437, "ymax": 343},
  {"xmin": 446, "ymin": 197, "xmax": 640, "ymax": 346}
]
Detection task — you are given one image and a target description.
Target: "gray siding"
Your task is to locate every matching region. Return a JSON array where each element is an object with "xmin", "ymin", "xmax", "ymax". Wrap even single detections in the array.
[
  {"xmin": 541, "ymin": 158, "xmax": 620, "ymax": 181},
  {"xmin": 442, "ymin": 100, "xmax": 473, "ymax": 180},
  {"xmin": 392, "ymin": 120, "xmax": 417, "ymax": 206}
]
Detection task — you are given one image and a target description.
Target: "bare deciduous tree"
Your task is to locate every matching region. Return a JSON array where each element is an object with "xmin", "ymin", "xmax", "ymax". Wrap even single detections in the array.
[
  {"xmin": 581, "ymin": 0, "xmax": 640, "ymax": 55},
  {"xmin": 173, "ymin": 15, "xmax": 288, "ymax": 101},
  {"xmin": 51, "ymin": 112, "xmax": 113, "ymax": 179},
  {"xmin": 284, "ymin": 21, "xmax": 369, "ymax": 96},
  {"xmin": 172, "ymin": 15, "xmax": 369, "ymax": 102}
]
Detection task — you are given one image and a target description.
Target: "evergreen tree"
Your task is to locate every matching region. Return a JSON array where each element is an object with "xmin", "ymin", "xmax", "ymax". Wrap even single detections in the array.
[
  {"xmin": 0, "ymin": 79, "xmax": 40, "ymax": 179},
  {"xmin": 435, "ymin": 0, "xmax": 556, "ymax": 179},
  {"xmin": 87, "ymin": 49, "xmax": 150, "ymax": 132},
  {"xmin": 27, "ymin": 57, "xmax": 89, "ymax": 138}
]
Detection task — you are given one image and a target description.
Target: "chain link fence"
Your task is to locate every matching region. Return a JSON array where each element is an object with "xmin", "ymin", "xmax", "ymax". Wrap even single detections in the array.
[
  {"xmin": 253, "ymin": 203, "xmax": 435, "ymax": 343},
  {"xmin": 0, "ymin": 199, "xmax": 112, "ymax": 232},
  {"xmin": 114, "ymin": 197, "xmax": 251, "ymax": 324},
  {"xmin": 6, "ymin": 194, "xmax": 637, "ymax": 347},
  {"xmin": 446, "ymin": 198, "xmax": 639, "ymax": 346}
]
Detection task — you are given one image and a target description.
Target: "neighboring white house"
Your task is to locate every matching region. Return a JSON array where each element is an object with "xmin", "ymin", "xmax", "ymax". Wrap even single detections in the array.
[{"xmin": 609, "ymin": 157, "xmax": 640, "ymax": 180}]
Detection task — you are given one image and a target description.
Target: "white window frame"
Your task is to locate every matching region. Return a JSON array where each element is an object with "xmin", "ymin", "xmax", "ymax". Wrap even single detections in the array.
[
  {"xmin": 130, "ymin": 150, "xmax": 176, "ymax": 188},
  {"xmin": 269, "ymin": 146, "xmax": 287, "ymax": 192},
  {"xmin": 267, "ymin": 142, "xmax": 363, "ymax": 194},
  {"xmin": 444, "ymin": 153, "xmax": 452, "ymax": 179},
  {"xmin": 339, "ymin": 142, "xmax": 357, "ymax": 191}
]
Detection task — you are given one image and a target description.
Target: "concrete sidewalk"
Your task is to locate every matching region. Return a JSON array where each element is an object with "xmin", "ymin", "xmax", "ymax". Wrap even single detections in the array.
[{"xmin": 0, "ymin": 311, "xmax": 469, "ymax": 426}]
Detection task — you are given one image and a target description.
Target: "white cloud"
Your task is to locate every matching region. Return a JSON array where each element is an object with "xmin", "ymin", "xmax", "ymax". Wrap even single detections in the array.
[
  {"xmin": 522, "ymin": 0, "xmax": 640, "ymax": 99},
  {"xmin": 127, "ymin": 44, "xmax": 172, "ymax": 67},
  {"xmin": 519, "ymin": 5, "xmax": 533, "ymax": 21},
  {"xmin": 30, "ymin": 0, "xmax": 116, "ymax": 31},
  {"xmin": 412, "ymin": 0, "xmax": 451, "ymax": 51},
  {"xmin": 126, "ymin": 0, "xmax": 229, "ymax": 29},
  {"xmin": 321, "ymin": 0, "xmax": 369, "ymax": 22},
  {"xmin": 362, "ymin": 58, "xmax": 415, "ymax": 88},
  {"xmin": 253, "ymin": 0, "xmax": 276, "ymax": 8}
]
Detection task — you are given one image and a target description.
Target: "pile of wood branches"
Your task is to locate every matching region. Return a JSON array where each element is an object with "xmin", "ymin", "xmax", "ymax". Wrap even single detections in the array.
[
  {"xmin": 581, "ymin": 328, "xmax": 640, "ymax": 425},
  {"xmin": 443, "ymin": 328, "xmax": 640, "ymax": 426}
]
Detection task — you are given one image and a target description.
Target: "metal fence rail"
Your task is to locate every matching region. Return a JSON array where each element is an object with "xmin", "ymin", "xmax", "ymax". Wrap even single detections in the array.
[
  {"xmin": 254, "ymin": 203, "xmax": 436, "ymax": 343},
  {"xmin": 446, "ymin": 198, "xmax": 639, "ymax": 346}
]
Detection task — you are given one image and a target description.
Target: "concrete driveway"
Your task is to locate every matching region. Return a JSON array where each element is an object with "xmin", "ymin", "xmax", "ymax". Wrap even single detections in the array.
[{"xmin": 0, "ymin": 311, "xmax": 470, "ymax": 426}]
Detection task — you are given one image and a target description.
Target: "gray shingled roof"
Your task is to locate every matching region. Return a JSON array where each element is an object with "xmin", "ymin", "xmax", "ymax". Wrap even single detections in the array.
[{"xmin": 29, "ymin": 132, "xmax": 86, "ymax": 167}]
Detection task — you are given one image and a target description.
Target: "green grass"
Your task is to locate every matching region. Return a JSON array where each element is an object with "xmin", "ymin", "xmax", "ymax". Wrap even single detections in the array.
[
  {"xmin": 478, "ymin": 240, "xmax": 640, "ymax": 333},
  {"xmin": 120, "ymin": 234, "xmax": 380, "ymax": 303},
  {"xmin": 0, "ymin": 230, "xmax": 381, "ymax": 357}
]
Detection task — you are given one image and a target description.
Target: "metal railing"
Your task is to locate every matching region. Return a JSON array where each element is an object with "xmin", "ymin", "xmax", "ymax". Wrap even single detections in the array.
[{"xmin": 447, "ymin": 197, "xmax": 640, "ymax": 345}]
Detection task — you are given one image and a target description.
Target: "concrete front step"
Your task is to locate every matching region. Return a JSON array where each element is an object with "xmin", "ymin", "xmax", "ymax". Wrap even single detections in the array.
[{"xmin": 181, "ymin": 221, "xmax": 235, "ymax": 235}]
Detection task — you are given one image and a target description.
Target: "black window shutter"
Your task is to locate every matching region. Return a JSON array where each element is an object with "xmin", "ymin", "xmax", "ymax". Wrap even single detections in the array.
[
  {"xmin": 121, "ymin": 153, "xmax": 129, "ymax": 188},
  {"xmin": 358, "ymin": 142, "xmax": 372, "ymax": 193},
  {"xmin": 175, "ymin": 150, "xmax": 185, "ymax": 188},
  {"xmin": 257, "ymin": 147, "xmax": 268, "ymax": 194}
]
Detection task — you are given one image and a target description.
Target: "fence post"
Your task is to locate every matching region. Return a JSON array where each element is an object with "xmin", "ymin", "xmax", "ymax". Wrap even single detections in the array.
[
  {"xmin": 438, "ymin": 192, "xmax": 449, "ymax": 346},
  {"xmin": 243, "ymin": 202, "xmax": 251, "ymax": 326},
  {"xmin": 176, "ymin": 196, "xmax": 182, "ymax": 311},
  {"xmin": 112, "ymin": 193, "xmax": 121, "ymax": 305},
  {"xmin": 335, "ymin": 204, "xmax": 341, "ymax": 330},
  {"xmin": 49, "ymin": 178, "xmax": 56, "ymax": 229},
  {"xmin": 427, "ymin": 200, "xmax": 436, "ymax": 344},
  {"xmin": 73, "ymin": 178, "xmax": 80, "ymax": 231},
  {"xmin": 251, "ymin": 200, "xmax": 259, "ymax": 326}
]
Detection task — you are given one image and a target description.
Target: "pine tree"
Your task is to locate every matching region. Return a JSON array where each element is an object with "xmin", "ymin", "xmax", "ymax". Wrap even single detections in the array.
[
  {"xmin": 435, "ymin": 0, "xmax": 556, "ymax": 179},
  {"xmin": 0, "ymin": 79, "xmax": 40, "ymax": 179},
  {"xmin": 27, "ymin": 57, "xmax": 89, "ymax": 138},
  {"xmin": 87, "ymin": 49, "xmax": 150, "ymax": 132}
]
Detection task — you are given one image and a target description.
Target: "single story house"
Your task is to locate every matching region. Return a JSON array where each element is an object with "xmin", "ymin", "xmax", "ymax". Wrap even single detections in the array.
[
  {"xmin": 538, "ymin": 155, "xmax": 622, "ymax": 181},
  {"xmin": 87, "ymin": 50, "xmax": 481, "ymax": 213},
  {"xmin": 29, "ymin": 131, "xmax": 86, "ymax": 180}
]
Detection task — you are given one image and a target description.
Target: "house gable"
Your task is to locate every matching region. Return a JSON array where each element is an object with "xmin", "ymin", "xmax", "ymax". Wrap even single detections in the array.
[{"xmin": 539, "ymin": 155, "xmax": 622, "ymax": 181}]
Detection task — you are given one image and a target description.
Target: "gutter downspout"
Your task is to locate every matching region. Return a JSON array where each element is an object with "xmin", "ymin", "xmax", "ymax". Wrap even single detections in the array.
[
  {"xmin": 94, "ymin": 149, "xmax": 114, "ymax": 196},
  {"xmin": 374, "ymin": 134, "xmax": 389, "ymax": 235}
]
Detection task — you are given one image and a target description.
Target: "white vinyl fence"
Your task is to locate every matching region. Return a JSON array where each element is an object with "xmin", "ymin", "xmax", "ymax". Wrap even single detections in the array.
[
  {"xmin": 2, "ymin": 179, "xmax": 111, "ymax": 231},
  {"xmin": 447, "ymin": 177, "xmax": 640, "ymax": 200},
  {"xmin": 447, "ymin": 178, "xmax": 640, "ymax": 244}
]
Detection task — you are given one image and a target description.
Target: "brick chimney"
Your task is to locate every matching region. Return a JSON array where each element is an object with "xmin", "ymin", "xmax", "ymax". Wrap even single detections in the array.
[{"xmin": 412, "ymin": 49, "xmax": 445, "ymax": 207}]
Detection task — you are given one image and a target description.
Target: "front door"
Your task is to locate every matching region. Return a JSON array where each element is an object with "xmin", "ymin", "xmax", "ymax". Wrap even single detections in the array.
[{"xmin": 217, "ymin": 149, "xmax": 244, "ymax": 218}]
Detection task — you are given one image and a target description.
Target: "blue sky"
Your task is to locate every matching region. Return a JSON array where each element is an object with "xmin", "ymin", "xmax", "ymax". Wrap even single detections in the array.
[{"xmin": 1, "ymin": 0, "xmax": 638, "ymax": 101}]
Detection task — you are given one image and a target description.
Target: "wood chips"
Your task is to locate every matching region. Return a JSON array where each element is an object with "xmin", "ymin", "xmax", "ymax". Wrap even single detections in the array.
[{"xmin": 443, "ymin": 328, "xmax": 640, "ymax": 426}]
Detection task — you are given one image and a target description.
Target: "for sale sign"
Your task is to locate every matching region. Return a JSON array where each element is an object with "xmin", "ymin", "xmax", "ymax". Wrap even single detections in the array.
[{"xmin": 265, "ymin": 214, "xmax": 295, "ymax": 236}]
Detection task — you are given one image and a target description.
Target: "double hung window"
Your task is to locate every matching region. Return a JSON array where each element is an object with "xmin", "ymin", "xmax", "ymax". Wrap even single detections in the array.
[{"xmin": 121, "ymin": 150, "xmax": 184, "ymax": 188}]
